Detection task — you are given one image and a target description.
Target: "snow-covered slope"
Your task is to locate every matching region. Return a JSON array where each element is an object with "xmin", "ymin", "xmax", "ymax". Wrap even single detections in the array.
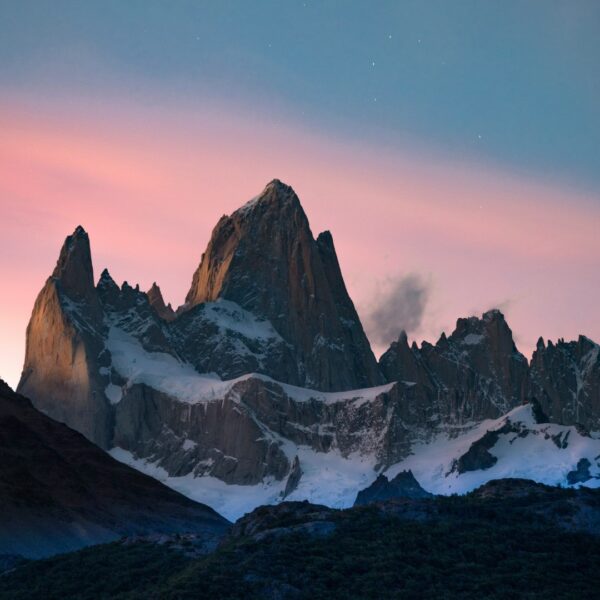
[
  {"xmin": 110, "ymin": 401, "xmax": 600, "ymax": 521},
  {"xmin": 106, "ymin": 326, "xmax": 394, "ymax": 407},
  {"xmin": 110, "ymin": 446, "xmax": 378, "ymax": 522},
  {"xmin": 385, "ymin": 404, "xmax": 600, "ymax": 495}
]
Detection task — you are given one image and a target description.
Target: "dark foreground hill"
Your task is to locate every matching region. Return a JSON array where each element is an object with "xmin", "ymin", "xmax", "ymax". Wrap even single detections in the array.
[
  {"xmin": 0, "ymin": 380, "xmax": 228, "ymax": 559},
  {"xmin": 2, "ymin": 479, "xmax": 600, "ymax": 599}
]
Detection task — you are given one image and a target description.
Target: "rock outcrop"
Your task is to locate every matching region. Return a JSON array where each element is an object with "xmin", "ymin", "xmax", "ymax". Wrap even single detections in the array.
[
  {"xmin": 380, "ymin": 310, "xmax": 529, "ymax": 425},
  {"xmin": 0, "ymin": 379, "xmax": 228, "ymax": 559},
  {"xmin": 183, "ymin": 179, "xmax": 383, "ymax": 391},
  {"xmin": 354, "ymin": 470, "xmax": 432, "ymax": 505},
  {"xmin": 147, "ymin": 282, "xmax": 176, "ymax": 322},
  {"xmin": 18, "ymin": 226, "xmax": 110, "ymax": 447},
  {"xmin": 528, "ymin": 335, "xmax": 600, "ymax": 430}
]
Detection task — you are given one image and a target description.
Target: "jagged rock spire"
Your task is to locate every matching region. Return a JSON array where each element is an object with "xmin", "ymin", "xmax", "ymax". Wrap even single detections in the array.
[
  {"xmin": 529, "ymin": 334, "xmax": 600, "ymax": 428},
  {"xmin": 96, "ymin": 268, "xmax": 120, "ymax": 306},
  {"xmin": 147, "ymin": 282, "xmax": 176, "ymax": 321},
  {"xmin": 184, "ymin": 179, "xmax": 383, "ymax": 391},
  {"xmin": 52, "ymin": 225, "xmax": 95, "ymax": 302},
  {"xmin": 18, "ymin": 225, "xmax": 109, "ymax": 447},
  {"xmin": 185, "ymin": 179, "xmax": 308, "ymax": 308},
  {"xmin": 97, "ymin": 268, "xmax": 118, "ymax": 291},
  {"xmin": 380, "ymin": 309, "xmax": 529, "ymax": 424}
]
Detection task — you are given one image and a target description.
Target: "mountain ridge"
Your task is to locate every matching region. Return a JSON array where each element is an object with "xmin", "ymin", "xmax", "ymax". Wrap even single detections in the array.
[{"xmin": 15, "ymin": 179, "xmax": 600, "ymax": 520}]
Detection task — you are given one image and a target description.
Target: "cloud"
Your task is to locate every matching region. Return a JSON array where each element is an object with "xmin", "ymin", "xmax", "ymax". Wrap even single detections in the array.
[{"xmin": 364, "ymin": 274, "xmax": 431, "ymax": 347}]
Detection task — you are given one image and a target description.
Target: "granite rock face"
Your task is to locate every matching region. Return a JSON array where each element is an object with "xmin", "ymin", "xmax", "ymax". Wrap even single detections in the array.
[
  {"xmin": 528, "ymin": 336, "xmax": 600, "ymax": 430},
  {"xmin": 18, "ymin": 227, "xmax": 111, "ymax": 447},
  {"xmin": 183, "ymin": 179, "xmax": 384, "ymax": 392},
  {"xmin": 111, "ymin": 376, "xmax": 418, "ymax": 485},
  {"xmin": 379, "ymin": 310, "xmax": 529, "ymax": 425}
]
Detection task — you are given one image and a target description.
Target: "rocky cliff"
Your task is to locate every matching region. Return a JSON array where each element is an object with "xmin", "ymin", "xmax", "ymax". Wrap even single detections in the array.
[
  {"xmin": 183, "ymin": 179, "xmax": 383, "ymax": 391},
  {"xmin": 528, "ymin": 335, "xmax": 600, "ymax": 429},
  {"xmin": 380, "ymin": 309, "xmax": 529, "ymax": 425},
  {"xmin": 18, "ymin": 226, "xmax": 111, "ymax": 447}
]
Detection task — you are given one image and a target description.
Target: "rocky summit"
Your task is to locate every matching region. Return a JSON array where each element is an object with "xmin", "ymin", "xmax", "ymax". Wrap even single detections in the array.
[
  {"xmin": 379, "ymin": 309, "xmax": 529, "ymax": 425},
  {"xmin": 16, "ymin": 180, "xmax": 600, "ymax": 520},
  {"xmin": 183, "ymin": 179, "xmax": 383, "ymax": 391}
]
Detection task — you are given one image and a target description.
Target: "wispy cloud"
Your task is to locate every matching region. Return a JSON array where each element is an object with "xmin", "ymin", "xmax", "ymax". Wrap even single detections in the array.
[{"xmin": 364, "ymin": 274, "xmax": 431, "ymax": 348}]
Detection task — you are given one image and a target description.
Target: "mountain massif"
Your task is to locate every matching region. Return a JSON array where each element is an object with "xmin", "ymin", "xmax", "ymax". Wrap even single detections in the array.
[{"xmin": 16, "ymin": 180, "xmax": 600, "ymax": 519}]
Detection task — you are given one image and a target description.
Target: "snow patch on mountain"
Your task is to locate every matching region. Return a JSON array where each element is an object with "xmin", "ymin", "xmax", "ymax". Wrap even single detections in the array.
[
  {"xmin": 385, "ymin": 404, "xmax": 600, "ymax": 494},
  {"xmin": 107, "ymin": 326, "xmax": 244, "ymax": 403},
  {"xmin": 462, "ymin": 333, "xmax": 485, "ymax": 346},
  {"xmin": 110, "ymin": 445, "xmax": 377, "ymax": 522},
  {"xmin": 194, "ymin": 299, "xmax": 284, "ymax": 342},
  {"xmin": 106, "ymin": 326, "xmax": 395, "ymax": 406},
  {"xmin": 272, "ymin": 379, "xmax": 396, "ymax": 406},
  {"xmin": 104, "ymin": 383, "xmax": 122, "ymax": 405},
  {"xmin": 110, "ymin": 401, "xmax": 600, "ymax": 520}
]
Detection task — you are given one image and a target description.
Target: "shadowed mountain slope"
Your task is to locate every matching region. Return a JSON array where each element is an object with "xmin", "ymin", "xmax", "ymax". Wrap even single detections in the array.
[{"xmin": 0, "ymin": 380, "xmax": 228, "ymax": 559}]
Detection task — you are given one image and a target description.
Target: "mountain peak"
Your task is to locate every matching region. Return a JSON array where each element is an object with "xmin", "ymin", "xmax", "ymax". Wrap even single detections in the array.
[
  {"xmin": 186, "ymin": 180, "xmax": 310, "ymax": 309},
  {"xmin": 264, "ymin": 178, "xmax": 293, "ymax": 196},
  {"xmin": 51, "ymin": 225, "xmax": 95, "ymax": 301},
  {"xmin": 483, "ymin": 308, "xmax": 505, "ymax": 322},
  {"xmin": 266, "ymin": 177, "xmax": 288, "ymax": 190},
  {"xmin": 97, "ymin": 267, "xmax": 118, "ymax": 291},
  {"xmin": 451, "ymin": 309, "xmax": 517, "ymax": 351},
  {"xmin": 183, "ymin": 181, "xmax": 382, "ymax": 391},
  {"xmin": 147, "ymin": 282, "xmax": 176, "ymax": 321},
  {"xmin": 98, "ymin": 268, "xmax": 116, "ymax": 285},
  {"xmin": 235, "ymin": 179, "xmax": 302, "ymax": 219},
  {"xmin": 396, "ymin": 330, "xmax": 409, "ymax": 346},
  {"xmin": 96, "ymin": 268, "xmax": 120, "ymax": 306},
  {"xmin": 316, "ymin": 230, "xmax": 334, "ymax": 247}
]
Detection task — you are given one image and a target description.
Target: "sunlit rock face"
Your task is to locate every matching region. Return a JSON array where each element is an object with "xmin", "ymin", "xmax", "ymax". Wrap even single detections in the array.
[
  {"xmin": 18, "ymin": 226, "xmax": 111, "ymax": 447},
  {"xmin": 183, "ymin": 179, "xmax": 384, "ymax": 392}
]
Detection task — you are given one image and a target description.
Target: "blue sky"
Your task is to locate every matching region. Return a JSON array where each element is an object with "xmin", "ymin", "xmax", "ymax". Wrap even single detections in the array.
[
  {"xmin": 1, "ymin": 1, "xmax": 599, "ymax": 388},
  {"xmin": 1, "ymin": 1, "xmax": 599, "ymax": 192}
]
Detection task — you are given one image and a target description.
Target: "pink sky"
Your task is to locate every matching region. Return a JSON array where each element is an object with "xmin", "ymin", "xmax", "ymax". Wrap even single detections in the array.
[{"xmin": 1, "ymin": 96, "xmax": 599, "ymax": 389}]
